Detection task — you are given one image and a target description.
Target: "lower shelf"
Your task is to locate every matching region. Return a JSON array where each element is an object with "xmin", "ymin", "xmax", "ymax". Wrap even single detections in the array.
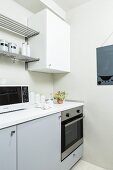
[{"xmin": 0, "ymin": 50, "xmax": 40, "ymax": 63}]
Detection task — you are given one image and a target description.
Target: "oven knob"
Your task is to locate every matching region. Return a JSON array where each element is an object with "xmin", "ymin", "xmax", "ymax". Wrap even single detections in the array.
[
  {"xmin": 77, "ymin": 110, "xmax": 80, "ymax": 113},
  {"xmin": 66, "ymin": 113, "xmax": 70, "ymax": 117}
]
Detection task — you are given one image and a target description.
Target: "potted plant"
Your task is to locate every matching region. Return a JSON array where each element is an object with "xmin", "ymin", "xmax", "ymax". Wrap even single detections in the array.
[{"xmin": 53, "ymin": 91, "xmax": 66, "ymax": 104}]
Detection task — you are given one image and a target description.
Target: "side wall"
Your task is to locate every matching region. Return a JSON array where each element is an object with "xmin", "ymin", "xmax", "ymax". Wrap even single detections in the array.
[
  {"xmin": 53, "ymin": 0, "xmax": 113, "ymax": 169},
  {"xmin": 0, "ymin": 0, "xmax": 53, "ymax": 96}
]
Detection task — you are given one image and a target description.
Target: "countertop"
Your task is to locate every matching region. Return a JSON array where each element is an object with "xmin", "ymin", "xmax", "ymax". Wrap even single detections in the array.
[{"xmin": 0, "ymin": 101, "xmax": 84, "ymax": 130}]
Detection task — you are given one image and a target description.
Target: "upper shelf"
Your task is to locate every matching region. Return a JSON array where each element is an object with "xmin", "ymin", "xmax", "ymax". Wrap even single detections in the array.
[{"xmin": 0, "ymin": 14, "xmax": 39, "ymax": 38}]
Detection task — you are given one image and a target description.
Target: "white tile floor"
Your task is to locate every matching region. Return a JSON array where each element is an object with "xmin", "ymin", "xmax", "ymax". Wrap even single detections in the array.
[{"xmin": 71, "ymin": 160, "xmax": 106, "ymax": 170}]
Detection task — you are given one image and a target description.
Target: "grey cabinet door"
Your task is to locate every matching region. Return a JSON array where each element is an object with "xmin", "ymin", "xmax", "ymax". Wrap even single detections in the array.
[
  {"xmin": 17, "ymin": 113, "xmax": 61, "ymax": 170},
  {"xmin": 0, "ymin": 126, "xmax": 16, "ymax": 170}
]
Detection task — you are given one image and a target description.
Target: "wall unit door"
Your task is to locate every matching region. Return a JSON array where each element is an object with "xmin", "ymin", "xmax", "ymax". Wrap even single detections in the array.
[
  {"xmin": 0, "ymin": 126, "xmax": 16, "ymax": 170},
  {"xmin": 46, "ymin": 9, "xmax": 70, "ymax": 72},
  {"xmin": 28, "ymin": 9, "xmax": 70, "ymax": 73},
  {"xmin": 17, "ymin": 113, "xmax": 61, "ymax": 170}
]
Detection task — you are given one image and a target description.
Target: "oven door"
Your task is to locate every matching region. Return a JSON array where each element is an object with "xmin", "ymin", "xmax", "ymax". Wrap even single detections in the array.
[{"xmin": 61, "ymin": 114, "xmax": 84, "ymax": 160}]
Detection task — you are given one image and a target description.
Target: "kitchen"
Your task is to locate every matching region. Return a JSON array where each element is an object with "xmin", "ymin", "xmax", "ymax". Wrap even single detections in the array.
[{"xmin": 0, "ymin": 0, "xmax": 113, "ymax": 170}]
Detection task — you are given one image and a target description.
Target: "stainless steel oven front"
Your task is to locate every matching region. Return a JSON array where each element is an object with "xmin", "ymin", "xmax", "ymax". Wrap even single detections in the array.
[{"xmin": 61, "ymin": 106, "xmax": 84, "ymax": 161}]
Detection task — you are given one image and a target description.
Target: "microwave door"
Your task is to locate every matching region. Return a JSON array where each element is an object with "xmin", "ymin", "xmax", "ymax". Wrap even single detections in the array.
[
  {"xmin": 0, "ymin": 93, "xmax": 9, "ymax": 106},
  {"xmin": 0, "ymin": 87, "xmax": 22, "ymax": 105},
  {"xmin": 8, "ymin": 87, "xmax": 22, "ymax": 104}
]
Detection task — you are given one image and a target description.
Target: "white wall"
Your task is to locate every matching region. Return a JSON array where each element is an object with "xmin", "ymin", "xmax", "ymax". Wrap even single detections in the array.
[
  {"xmin": 40, "ymin": 0, "xmax": 66, "ymax": 20},
  {"xmin": 1, "ymin": 0, "xmax": 113, "ymax": 169},
  {"xmin": 0, "ymin": 0, "xmax": 53, "ymax": 96},
  {"xmin": 53, "ymin": 0, "xmax": 113, "ymax": 169}
]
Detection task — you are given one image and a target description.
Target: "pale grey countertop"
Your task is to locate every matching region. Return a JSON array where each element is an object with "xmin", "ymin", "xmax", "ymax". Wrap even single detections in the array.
[{"xmin": 0, "ymin": 101, "xmax": 84, "ymax": 129}]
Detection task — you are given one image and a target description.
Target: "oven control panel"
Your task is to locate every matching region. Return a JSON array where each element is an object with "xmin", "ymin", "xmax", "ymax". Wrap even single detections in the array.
[{"xmin": 61, "ymin": 106, "xmax": 83, "ymax": 122}]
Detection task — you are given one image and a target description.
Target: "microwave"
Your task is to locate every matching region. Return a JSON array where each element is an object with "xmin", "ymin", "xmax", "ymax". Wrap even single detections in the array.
[{"xmin": 0, "ymin": 86, "xmax": 29, "ymax": 113}]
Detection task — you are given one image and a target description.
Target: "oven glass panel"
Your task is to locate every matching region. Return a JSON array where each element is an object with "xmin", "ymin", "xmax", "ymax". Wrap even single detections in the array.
[
  {"xmin": 65, "ymin": 122, "xmax": 78, "ymax": 148},
  {"xmin": 64, "ymin": 118, "xmax": 83, "ymax": 151},
  {"xmin": 0, "ymin": 87, "xmax": 22, "ymax": 106}
]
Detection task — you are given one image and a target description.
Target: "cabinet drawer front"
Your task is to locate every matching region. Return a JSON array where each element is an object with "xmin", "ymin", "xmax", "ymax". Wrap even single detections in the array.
[{"xmin": 61, "ymin": 145, "xmax": 83, "ymax": 170}]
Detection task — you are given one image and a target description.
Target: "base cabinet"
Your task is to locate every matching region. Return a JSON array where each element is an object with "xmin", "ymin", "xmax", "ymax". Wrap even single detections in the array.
[
  {"xmin": 0, "ymin": 113, "xmax": 83, "ymax": 170},
  {"xmin": 17, "ymin": 113, "xmax": 61, "ymax": 170},
  {"xmin": 0, "ymin": 126, "xmax": 16, "ymax": 170}
]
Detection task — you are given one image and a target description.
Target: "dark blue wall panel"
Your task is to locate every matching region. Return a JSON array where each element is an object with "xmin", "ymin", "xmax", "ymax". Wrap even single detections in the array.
[{"xmin": 97, "ymin": 45, "xmax": 113, "ymax": 85}]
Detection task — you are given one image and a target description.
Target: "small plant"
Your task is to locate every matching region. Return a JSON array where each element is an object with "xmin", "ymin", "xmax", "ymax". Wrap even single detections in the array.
[{"xmin": 53, "ymin": 91, "xmax": 66, "ymax": 104}]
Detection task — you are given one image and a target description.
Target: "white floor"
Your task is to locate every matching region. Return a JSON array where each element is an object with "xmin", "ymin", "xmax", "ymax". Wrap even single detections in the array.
[{"xmin": 71, "ymin": 160, "xmax": 106, "ymax": 170}]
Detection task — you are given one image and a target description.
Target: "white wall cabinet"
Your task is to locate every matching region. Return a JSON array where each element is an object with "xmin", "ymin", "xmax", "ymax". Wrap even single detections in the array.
[
  {"xmin": 17, "ymin": 113, "xmax": 61, "ymax": 170},
  {"xmin": 28, "ymin": 9, "xmax": 70, "ymax": 73},
  {"xmin": 0, "ymin": 126, "xmax": 16, "ymax": 170}
]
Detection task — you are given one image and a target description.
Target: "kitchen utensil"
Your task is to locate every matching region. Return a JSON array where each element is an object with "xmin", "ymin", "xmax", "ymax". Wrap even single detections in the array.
[
  {"xmin": 8, "ymin": 42, "xmax": 17, "ymax": 53},
  {"xmin": 22, "ymin": 42, "xmax": 27, "ymax": 56},
  {"xmin": 0, "ymin": 39, "xmax": 8, "ymax": 52},
  {"xmin": 26, "ymin": 44, "xmax": 30, "ymax": 57}
]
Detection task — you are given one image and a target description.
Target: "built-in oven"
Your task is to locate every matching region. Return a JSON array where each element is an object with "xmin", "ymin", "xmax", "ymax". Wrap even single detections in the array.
[{"xmin": 61, "ymin": 106, "xmax": 84, "ymax": 161}]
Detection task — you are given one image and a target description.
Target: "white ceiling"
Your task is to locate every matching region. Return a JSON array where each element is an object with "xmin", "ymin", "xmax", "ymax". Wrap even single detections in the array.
[
  {"xmin": 15, "ymin": 0, "xmax": 91, "ymax": 13},
  {"xmin": 53, "ymin": 0, "xmax": 91, "ymax": 11},
  {"xmin": 15, "ymin": 0, "xmax": 45, "ymax": 13}
]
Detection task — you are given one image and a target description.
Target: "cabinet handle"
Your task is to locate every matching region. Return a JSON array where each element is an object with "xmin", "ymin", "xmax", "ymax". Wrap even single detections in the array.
[
  {"xmin": 59, "ymin": 115, "xmax": 61, "ymax": 119},
  {"xmin": 11, "ymin": 131, "xmax": 15, "ymax": 137},
  {"xmin": 73, "ymin": 154, "xmax": 76, "ymax": 157}
]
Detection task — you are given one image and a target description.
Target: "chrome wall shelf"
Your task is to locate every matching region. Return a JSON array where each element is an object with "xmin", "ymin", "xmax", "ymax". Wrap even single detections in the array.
[
  {"xmin": 0, "ymin": 14, "xmax": 39, "ymax": 38},
  {"xmin": 0, "ymin": 51, "xmax": 40, "ymax": 63}
]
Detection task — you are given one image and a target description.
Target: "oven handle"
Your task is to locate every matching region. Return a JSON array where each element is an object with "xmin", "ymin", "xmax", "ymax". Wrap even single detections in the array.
[{"xmin": 65, "ymin": 116, "xmax": 85, "ymax": 127}]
